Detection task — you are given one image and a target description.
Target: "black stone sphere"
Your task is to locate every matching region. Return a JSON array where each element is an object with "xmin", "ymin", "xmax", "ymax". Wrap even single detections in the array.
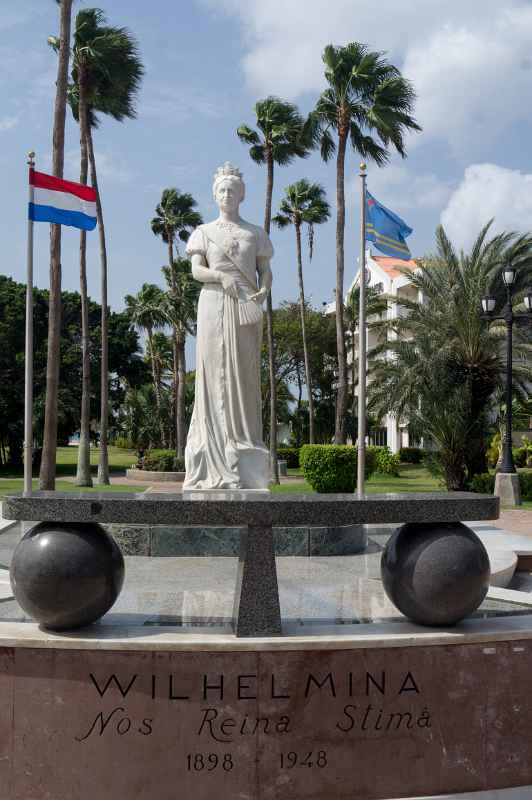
[
  {"xmin": 381, "ymin": 522, "xmax": 490, "ymax": 626},
  {"xmin": 10, "ymin": 522, "xmax": 124, "ymax": 630}
]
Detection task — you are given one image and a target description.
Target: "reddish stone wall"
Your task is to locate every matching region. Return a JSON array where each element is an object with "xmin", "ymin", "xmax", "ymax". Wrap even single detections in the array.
[{"xmin": 0, "ymin": 641, "xmax": 531, "ymax": 799}]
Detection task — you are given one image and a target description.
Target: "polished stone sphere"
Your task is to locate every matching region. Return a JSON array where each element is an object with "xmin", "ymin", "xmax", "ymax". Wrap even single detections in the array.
[
  {"xmin": 381, "ymin": 522, "xmax": 490, "ymax": 626},
  {"xmin": 10, "ymin": 522, "xmax": 124, "ymax": 630}
]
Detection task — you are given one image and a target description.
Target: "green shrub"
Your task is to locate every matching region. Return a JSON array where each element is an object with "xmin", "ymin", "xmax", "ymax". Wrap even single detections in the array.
[
  {"xmin": 520, "ymin": 471, "xmax": 532, "ymax": 500},
  {"xmin": 398, "ymin": 447, "xmax": 424, "ymax": 464},
  {"xmin": 277, "ymin": 447, "xmax": 300, "ymax": 469},
  {"xmin": 300, "ymin": 445, "xmax": 375, "ymax": 493},
  {"xmin": 487, "ymin": 433, "xmax": 500, "ymax": 468},
  {"xmin": 141, "ymin": 449, "xmax": 185, "ymax": 472},
  {"xmin": 469, "ymin": 473, "xmax": 495, "ymax": 494},
  {"xmin": 370, "ymin": 445, "xmax": 401, "ymax": 476},
  {"xmin": 469, "ymin": 471, "xmax": 532, "ymax": 499},
  {"xmin": 114, "ymin": 436, "xmax": 134, "ymax": 449},
  {"xmin": 514, "ymin": 447, "xmax": 529, "ymax": 468}
]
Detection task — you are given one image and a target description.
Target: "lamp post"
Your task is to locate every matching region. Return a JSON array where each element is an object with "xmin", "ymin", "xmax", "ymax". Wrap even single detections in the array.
[{"xmin": 481, "ymin": 270, "xmax": 532, "ymax": 506}]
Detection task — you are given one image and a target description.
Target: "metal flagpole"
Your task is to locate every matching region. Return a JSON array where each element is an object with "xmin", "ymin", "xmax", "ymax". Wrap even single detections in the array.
[
  {"xmin": 356, "ymin": 162, "xmax": 367, "ymax": 497},
  {"xmin": 24, "ymin": 151, "xmax": 36, "ymax": 495}
]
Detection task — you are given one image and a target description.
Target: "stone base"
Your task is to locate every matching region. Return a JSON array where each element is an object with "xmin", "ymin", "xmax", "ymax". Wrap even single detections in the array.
[
  {"xmin": 105, "ymin": 523, "xmax": 368, "ymax": 557},
  {"xmin": 495, "ymin": 472, "xmax": 522, "ymax": 507}
]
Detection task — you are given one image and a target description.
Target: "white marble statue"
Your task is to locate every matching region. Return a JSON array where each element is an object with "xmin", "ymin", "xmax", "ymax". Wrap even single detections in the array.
[{"xmin": 183, "ymin": 163, "xmax": 273, "ymax": 491}]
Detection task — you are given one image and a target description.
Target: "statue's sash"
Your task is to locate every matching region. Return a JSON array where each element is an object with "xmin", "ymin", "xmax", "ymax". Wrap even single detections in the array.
[{"xmin": 202, "ymin": 223, "xmax": 262, "ymax": 326}]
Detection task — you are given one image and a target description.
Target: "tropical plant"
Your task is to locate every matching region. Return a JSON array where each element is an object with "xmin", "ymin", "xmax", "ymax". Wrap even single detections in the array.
[
  {"xmin": 344, "ymin": 283, "xmax": 388, "ymax": 438},
  {"xmin": 308, "ymin": 43, "xmax": 420, "ymax": 444},
  {"xmin": 50, "ymin": 7, "xmax": 144, "ymax": 483},
  {"xmin": 161, "ymin": 258, "xmax": 201, "ymax": 458},
  {"xmin": 273, "ymin": 180, "xmax": 330, "ymax": 443},
  {"xmin": 151, "ymin": 189, "xmax": 202, "ymax": 456},
  {"xmin": 237, "ymin": 96, "xmax": 313, "ymax": 481},
  {"xmin": 369, "ymin": 224, "xmax": 532, "ymax": 489},
  {"xmin": 124, "ymin": 284, "xmax": 167, "ymax": 445},
  {"xmin": 40, "ymin": 0, "xmax": 74, "ymax": 490}
]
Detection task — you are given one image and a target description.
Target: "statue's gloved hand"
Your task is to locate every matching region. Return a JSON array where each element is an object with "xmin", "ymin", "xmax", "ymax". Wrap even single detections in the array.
[
  {"xmin": 219, "ymin": 273, "xmax": 239, "ymax": 299},
  {"xmin": 248, "ymin": 287, "xmax": 268, "ymax": 304}
]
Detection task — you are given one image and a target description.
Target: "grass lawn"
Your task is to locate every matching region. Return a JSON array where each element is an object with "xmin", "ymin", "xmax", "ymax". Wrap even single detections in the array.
[
  {"xmin": 273, "ymin": 464, "xmax": 442, "ymax": 494},
  {"xmin": 0, "ymin": 446, "xmax": 144, "ymax": 502}
]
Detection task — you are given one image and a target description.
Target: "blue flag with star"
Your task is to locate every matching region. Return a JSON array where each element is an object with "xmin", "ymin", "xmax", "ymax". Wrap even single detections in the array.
[{"xmin": 365, "ymin": 190, "xmax": 413, "ymax": 259}]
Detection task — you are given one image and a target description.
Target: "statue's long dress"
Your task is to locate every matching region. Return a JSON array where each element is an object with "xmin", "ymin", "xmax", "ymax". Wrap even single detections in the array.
[{"xmin": 183, "ymin": 221, "xmax": 273, "ymax": 490}]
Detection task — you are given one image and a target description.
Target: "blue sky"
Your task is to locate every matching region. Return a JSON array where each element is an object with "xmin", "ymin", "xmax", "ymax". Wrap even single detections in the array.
[{"xmin": 2, "ymin": 0, "xmax": 532, "ymax": 338}]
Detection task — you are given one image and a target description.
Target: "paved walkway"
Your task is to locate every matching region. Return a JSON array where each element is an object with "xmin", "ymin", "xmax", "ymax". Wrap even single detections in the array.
[{"xmin": 495, "ymin": 510, "xmax": 532, "ymax": 536}]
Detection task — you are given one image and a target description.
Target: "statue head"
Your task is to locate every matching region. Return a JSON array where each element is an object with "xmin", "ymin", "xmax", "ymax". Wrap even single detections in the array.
[{"xmin": 213, "ymin": 162, "xmax": 245, "ymax": 213}]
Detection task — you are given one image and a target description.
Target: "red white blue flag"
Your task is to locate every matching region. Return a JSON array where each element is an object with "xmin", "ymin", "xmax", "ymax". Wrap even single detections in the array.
[{"xmin": 28, "ymin": 168, "xmax": 97, "ymax": 231}]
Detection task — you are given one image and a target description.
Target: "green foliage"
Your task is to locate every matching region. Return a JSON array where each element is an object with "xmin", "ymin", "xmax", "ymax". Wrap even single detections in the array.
[
  {"xmin": 514, "ymin": 447, "xmax": 529, "ymax": 468},
  {"xmin": 487, "ymin": 433, "xmax": 501, "ymax": 468},
  {"xmin": 300, "ymin": 445, "xmax": 375, "ymax": 493},
  {"xmin": 237, "ymin": 97, "xmax": 311, "ymax": 167},
  {"xmin": 470, "ymin": 470, "xmax": 532, "ymax": 500},
  {"xmin": 277, "ymin": 447, "xmax": 300, "ymax": 468},
  {"xmin": 113, "ymin": 436, "xmax": 134, "ymax": 449},
  {"xmin": 398, "ymin": 447, "xmax": 424, "ymax": 464},
  {"xmin": 141, "ymin": 450, "xmax": 185, "ymax": 472},
  {"xmin": 469, "ymin": 473, "xmax": 496, "ymax": 494},
  {"xmin": 370, "ymin": 445, "xmax": 400, "ymax": 476}
]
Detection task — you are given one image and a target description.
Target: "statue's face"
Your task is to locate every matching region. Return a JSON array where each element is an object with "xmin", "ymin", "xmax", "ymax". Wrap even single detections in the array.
[{"xmin": 215, "ymin": 178, "xmax": 242, "ymax": 213}]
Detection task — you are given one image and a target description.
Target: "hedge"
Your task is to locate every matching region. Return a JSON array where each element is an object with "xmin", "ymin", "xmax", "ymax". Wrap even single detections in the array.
[
  {"xmin": 140, "ymin": 449, "xmax": 185, "ymax": 472},
  {"xmin": 470, "ymin": 470, "xmax": 532, "ymax": 500},
  {"xmin": 277, "ymin": 447, "xmax": 300, "ymax": 469},
  {"xmin": 398, "ymin": 447, "xmax": 424, "ymax": 464},
  {"xmin": 300, "ymin": 445, "xmax": 376, "ymax": 493},
  {"xmin": 369, "ymin": 445, "xmax": 400, "ymax": 476}
]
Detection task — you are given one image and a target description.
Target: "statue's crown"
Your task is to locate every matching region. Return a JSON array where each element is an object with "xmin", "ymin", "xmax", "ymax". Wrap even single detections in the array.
[{"xmin": 214, "ymin": 162, "xmax": 243, "ymax": 181}]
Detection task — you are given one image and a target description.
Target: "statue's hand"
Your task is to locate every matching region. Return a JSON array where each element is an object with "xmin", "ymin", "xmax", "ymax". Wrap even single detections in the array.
[
  {"xmin": 219, "ymin": 273, "xmax": 239, "ymax": 299},
  {"xmin": 248, "ymin": 287, "xmax": 268, "ymax": 304}
]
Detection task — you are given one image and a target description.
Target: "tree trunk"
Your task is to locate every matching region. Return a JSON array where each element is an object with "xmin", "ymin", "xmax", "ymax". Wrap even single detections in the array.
[
  {"xmin": 168, "ymin": 237, "xmax": 178, "ymax": 454},
  {"xmin": 264, "ymin": 148, "xmax": 279, "ymax": 483},
  {"xmin": 295, "ymin": 222, "xmax": 315, "ymax": 444},
  {"xmin": 176, "ymin": 334, "xmax": 186, "ymax": 460},
  {"xmin": 352, "ymin": 325, "xmax": 357, "ymax": 442},
  {"xmin": 334, "ymin": 128, "xmax": 348, "ymax": 445},
  {"xmin": 147, "ymin": 328, "xmax": 164, "ymax": 430},
  {"xmin": 39, "ymin": 0, "xmax": 73, "ymax": 490},
  {"xmin": 75, "ymin": 65, "xmax": 93, "ymax": 487},
  {"xmin": 86, "ymin": 126, "xmax": 110, "ymax": 484}
]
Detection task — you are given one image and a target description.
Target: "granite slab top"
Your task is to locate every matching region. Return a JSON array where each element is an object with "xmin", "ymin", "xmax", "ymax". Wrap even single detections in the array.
[{"xmin": 3, "ymin": 491, "xmax": 499, "ymax": 526}]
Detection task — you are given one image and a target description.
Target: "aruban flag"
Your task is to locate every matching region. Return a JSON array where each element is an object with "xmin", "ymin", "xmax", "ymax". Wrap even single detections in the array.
[
  {"xmin": 28, "ymin": 168, "xmax": 97, "ymax": 231},
  {"xmin": 365, "ymin": 190, "xmax": 412, "ymax": 260}
]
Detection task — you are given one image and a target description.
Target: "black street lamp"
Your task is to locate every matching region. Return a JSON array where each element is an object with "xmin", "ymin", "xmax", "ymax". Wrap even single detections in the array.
[{"xmin": 481, "ymin": 268, "xmax": 532, "ymax": 476}]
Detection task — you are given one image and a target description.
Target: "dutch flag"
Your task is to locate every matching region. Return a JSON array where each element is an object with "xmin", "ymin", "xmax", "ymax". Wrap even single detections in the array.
[{"xmin": 28, "ymin": 168, "xmax": 97, "ymax": 231}]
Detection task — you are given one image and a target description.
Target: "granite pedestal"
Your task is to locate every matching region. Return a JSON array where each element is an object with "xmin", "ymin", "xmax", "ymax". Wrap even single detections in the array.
[{"xmin": 4, "ymin": 491, "xmax": 499, "ymax": 638}]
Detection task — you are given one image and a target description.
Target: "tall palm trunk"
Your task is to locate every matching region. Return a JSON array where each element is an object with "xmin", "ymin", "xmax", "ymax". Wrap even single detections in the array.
[
  {"xmin": 86, "ymin": 127, "xmax": 110, "ymax": 484},
  {"xmin": 176, "ymin": 333, "xmax": 186, "ymax": 460},
  {"xmin": 351, "ymin": 323, "xmax": 357, "ymax": 441},
  {"xmin": 39, "ymin": 0, "xmax": 73, "ymax": 490},
  {"xmin": 147, "ymin": 326, "xmax": 164, "ymax": 435},
  {"xmin": 75, "ymin": 64, "xmax": 93, "ymax": 487},
  {"xmin": 264, "ymin": 148, "xmax": 279, "ymax": 484},
  {"xmin": 168, "ymin": 237, "xmax": 178, "ymax": 453},
  {"xmin": 295, "ymin": 222, "xmax": 315, "ymax": 444},
  {"xmin": 334, "ymin": 125, "xmax": 348, "ymax": 444}
]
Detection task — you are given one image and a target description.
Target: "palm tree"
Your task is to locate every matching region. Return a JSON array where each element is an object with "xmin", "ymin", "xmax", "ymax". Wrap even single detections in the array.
[
  {"xmin": 151, "ymin": 190, "xmax": 202, "ymax": 455},
  {"xmin": 64, "ymin": 7, "xmax": 143, "ymax": 484},
  {"xmin": 237, "ymin": 96, "xmax": 313, "ymax": 482},
  {"xmin": 161, "ymin": 258, "xmax": 201, "ymax": 458},
  {"xmin": 344, "ymin": 283, "xmax": 388, "ymax": 438},
  {"xmin": 309, "ymin": 43, "xmax": 420, "ymax": 444},
  {"xmin": 40, "ymin": 0, "xmax": 74, "ymax": 490},
  {"xmin": 272, "ymin": 180, "xmax": 330, "ymax": 442},
  {"xmin": 369, "ymin": 224, "xmax": 532, "ymax": 488},
  {"xmin": 125, "ymin": 284, "xmax": 167, "ymax": 446}
]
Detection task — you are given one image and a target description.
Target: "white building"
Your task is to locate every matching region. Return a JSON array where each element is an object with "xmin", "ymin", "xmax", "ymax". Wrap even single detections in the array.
[{"xmin": 327, "ymin": 249, "xmax": 420, "ymax": 453}]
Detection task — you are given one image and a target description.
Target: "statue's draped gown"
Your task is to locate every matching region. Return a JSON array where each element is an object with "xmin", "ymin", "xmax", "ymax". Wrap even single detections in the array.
[{"xmin": 183, "ymin": 220, "xmax": 273, "ymax": 490}]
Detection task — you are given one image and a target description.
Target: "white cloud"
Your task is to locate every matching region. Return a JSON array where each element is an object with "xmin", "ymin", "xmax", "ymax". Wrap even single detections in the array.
[
  {"xmin": 141, "ymin": 85, "xmax": 223, "ymax": 123},
  {"xmin": 45, "ymin": 149, "xmax": 136, "ymax": 184},
  {"xmin": 441, "ymin": 164, "xmax": 532, "ymax": 249},
  {"xmin": 202, "ymin": 0, "xmax": 532, "ymax": 155},
  {"xmin": 360, "ymin": 163, "xmax": 452, "ymax": 212},
  {"xmin": 0, "ymin": 116, "xmax": 18, "ymax": 132}
]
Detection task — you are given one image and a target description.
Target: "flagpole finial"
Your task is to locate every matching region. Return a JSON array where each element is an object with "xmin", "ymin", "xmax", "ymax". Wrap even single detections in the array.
[
  {"xmin": 359, "ymin": 162, "xmax": 367, "ymax": 174},
  {"xmin": 27, "ymin": 151, "xmax": 35, "ymax": 166}
]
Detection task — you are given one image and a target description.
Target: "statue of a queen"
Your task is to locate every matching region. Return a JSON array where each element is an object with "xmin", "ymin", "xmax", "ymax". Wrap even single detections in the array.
[{"xmin": 183, "ymin": 163, "xmax": 273, "ymax": 491}]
